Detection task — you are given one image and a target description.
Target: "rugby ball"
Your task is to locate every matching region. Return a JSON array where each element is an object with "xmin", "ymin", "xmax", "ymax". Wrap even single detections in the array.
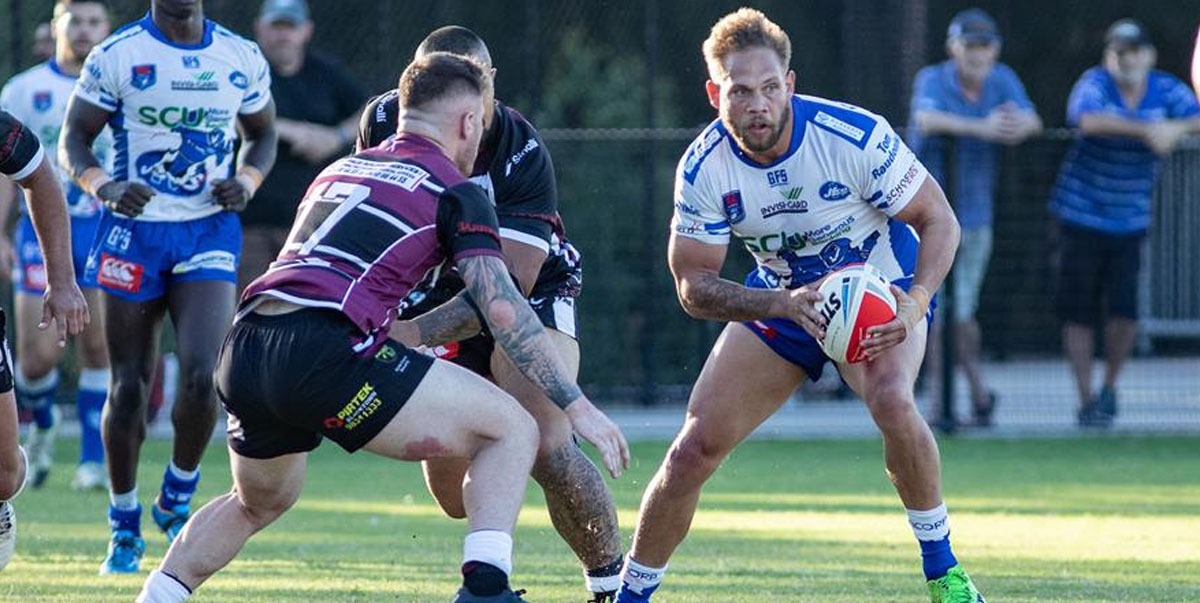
[{"xmin": 816, "ymin": 264, "xmax": 897, "ymax": 364}]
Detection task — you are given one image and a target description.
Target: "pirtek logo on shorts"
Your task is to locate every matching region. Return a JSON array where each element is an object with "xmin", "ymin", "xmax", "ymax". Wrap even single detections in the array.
[{"xmin": 97, "ymin": 254, "xmax": 144, "ymax": 292}]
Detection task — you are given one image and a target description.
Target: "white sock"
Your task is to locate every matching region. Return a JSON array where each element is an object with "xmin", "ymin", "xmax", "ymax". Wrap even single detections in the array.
[
  {"xmin": 463, "ymin": 530, "xmax": 513, "ymax": 577},
  {"xmin": 78, "ymin": 368, "xmax": 110, "ymax": 392},
  {"xmin": 110, "ymin": 487, "xmax": 139, "ymax": 511},
  {"xmin": 168, "ymin": 461, "xmax": 198, "ymax": 482},
  {"xmin": 585, "ymin": 572, "xmax": 622, "ymax": 593},
  {"xmin": 620, "ymin": 558, "xmax": 667, "ymax": 595},
  {"xmin": 907, "ymin": 503, "xmax": 950, "ymax": 542},
  {"xmin": 136, "ymin": 569, "xmax": 192, "ymax": 603}
]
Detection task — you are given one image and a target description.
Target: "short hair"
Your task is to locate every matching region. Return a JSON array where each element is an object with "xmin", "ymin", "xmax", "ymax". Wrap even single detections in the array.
[
  {"xmin": 702, "ymin": 8, "xmax": 792, "ymax": 80},
  {"xmin": 397, "ymin": 51, "xmax": 489, "ymax": 112},
  {"xmin": 416, "ymin": 26, "xmax": 492, "ymax": 68},
  {"xmin": 54, "ymin": 0, "xmax": 109, "ymax": 19}
]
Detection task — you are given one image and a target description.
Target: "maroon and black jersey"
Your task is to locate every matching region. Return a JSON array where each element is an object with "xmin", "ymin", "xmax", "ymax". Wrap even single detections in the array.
[
  {"xmin": 240, "ymin": 133, "xmax": 503, "ymax": 351},
  {"xmin": 0, "ymin": 110, "xmax": 45, "ymax": 181},
  {"xmin": 358, "ymin": 95, "xmax": 580, "ymax": 302}
]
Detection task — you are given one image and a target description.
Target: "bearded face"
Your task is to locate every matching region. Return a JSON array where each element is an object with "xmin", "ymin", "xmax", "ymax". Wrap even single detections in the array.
[{"xmin": 710, "ymin": 47, "xmax": 795, "ymax": 160}]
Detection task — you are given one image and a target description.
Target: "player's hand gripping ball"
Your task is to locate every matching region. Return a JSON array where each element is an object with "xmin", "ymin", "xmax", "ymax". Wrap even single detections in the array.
[{"xmin": 816, "ymin": 263, "xmax": 897, "ymax": 364}]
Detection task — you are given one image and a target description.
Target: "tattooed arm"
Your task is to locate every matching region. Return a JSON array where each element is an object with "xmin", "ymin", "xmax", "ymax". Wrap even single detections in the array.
[
  {"xmin": 457, "ymin": 254, "xmax": 629, "ymax": 476},
  {"xmin": 669, "ymin": 233, "xmax": 825, "ymax": 338},
  {"xmin": 389, "ymin": 292, "xmax": 483, "ymax": 349}
]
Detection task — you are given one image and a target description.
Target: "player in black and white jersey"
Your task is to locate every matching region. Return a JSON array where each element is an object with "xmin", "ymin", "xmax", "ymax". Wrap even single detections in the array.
[
  {"xmin": 0, "ymin": 109, "xmax": 91, "ymax": 571},
  {"xmin": 358, "ymin": 27, "xmax": 622, "ymax": 602}
]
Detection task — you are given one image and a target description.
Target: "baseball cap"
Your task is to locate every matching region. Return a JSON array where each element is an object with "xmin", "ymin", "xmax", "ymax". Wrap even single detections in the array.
[
  {"xmin": 260, "ymin": 0, "xmax": 310, "ymax": 24},
  {"xmin": 1105, "ymin": 19, "xmax": 1153, "ymax": 50},
  {"xmin": 947, "ymin": 8, "xmax": 1001, "ymax": 44}
]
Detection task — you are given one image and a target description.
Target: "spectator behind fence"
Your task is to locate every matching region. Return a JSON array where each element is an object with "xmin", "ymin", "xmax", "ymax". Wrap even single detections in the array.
[
  {"xmin": 907, "ymin": 8, "xmax": 1041, "ymax": 427},
  {"xmin": 32, "ymin": 23, "xmax": 55, "ymax": 63},
  {"xmin": 1050, "ymin": 19, "xmax": 1200, "ymax": 427},
  {"xmin": 240, "ymin": 0, "xmax": 366, "ymax": 290}
]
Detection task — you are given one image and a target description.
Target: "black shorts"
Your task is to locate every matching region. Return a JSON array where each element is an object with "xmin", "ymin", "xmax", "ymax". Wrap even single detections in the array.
[
  {"xmin": 216, "ymin": 308, "xmax": 434, "ymax": 459},
  {"xmin": 0, "ymin": 310, "xmax": 12, "ymax": 394},
  {"xmin": 401, "ymin": 273, "xmax": 579, "ymax": 378},
  {"xmin": 1056, "ymin": 223, "xmax": 1144, "ymax": 324}
]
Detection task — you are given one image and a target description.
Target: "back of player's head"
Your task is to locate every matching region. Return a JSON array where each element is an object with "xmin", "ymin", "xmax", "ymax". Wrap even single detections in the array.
[
  {"xmin": 416, "ymin": 26, "xmax": 492, "ymax": 68},
  {"xmin": 397, "ymin": 51, "xmax": 489, "ymax": 112},
  {"xmin": 54, "ymin": 0, "xmax": 109, "ymax": 18},
  {"xmin": 703, "ymin": 8, "xmax": 791, "ymax": 80}
]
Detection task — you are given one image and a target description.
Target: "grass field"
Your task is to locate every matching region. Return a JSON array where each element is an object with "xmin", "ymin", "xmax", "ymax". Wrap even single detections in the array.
[{"xmin": 2, "ymin": 435, "xmax": 1199, "ymax": 602}]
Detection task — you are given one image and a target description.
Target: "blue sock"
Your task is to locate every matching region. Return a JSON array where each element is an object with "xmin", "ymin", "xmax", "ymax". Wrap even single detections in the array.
[
  {"xmin": 108, "ymin": 503, "xmax": 142, "ymax": 535},
  {"xmin": 919, "ymin": 536, "xmax": 958, "ymax": 580},
  {"xmin": 159, "ymin": 463, "xmax": 199, "ymax": 509},
  {"xmin": 18, "ymin": 368, "xmax": 60, "ymax": 430},
  {"xmin": 76, "ymin": 370, "xmax": 109, "ymax": 465},
  {"xmin": 908, "ymin": 504, "xmax": 958, "ymax": 580}
]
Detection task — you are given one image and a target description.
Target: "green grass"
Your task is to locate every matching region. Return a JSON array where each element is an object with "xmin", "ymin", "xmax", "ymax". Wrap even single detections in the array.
[{"xmin": 3, "ymin": 435, "xmax": 1200, "ymax": 601}]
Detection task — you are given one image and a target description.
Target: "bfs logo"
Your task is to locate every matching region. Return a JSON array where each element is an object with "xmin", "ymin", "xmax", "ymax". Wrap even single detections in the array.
[
  {"xmin": 766, "ymin": 169, "xmax": 788, "ymax": 188},
  {"xmin": 97, "ymin": 254, "xmax": 144, "ymax": 293}
]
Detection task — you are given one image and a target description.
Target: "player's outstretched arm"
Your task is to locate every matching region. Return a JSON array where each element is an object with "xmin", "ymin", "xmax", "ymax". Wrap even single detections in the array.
[
  {"xmin": 458, "ymin": 254, "xmax": 630, "ymax": 477},
  {"xmin": 669, "ymin": 233, "xmax": 824, "ymax": 336},
  {"xmin": 61, "ymin": 96, "xmax": 156, "ymax": 217},
  {"xmin": 16, "ymin": 158, "xmax": 89, "ymax": 345},
  {"xmin": 213, "ymin": 100, "xmax": 278, "ymax": 212}
]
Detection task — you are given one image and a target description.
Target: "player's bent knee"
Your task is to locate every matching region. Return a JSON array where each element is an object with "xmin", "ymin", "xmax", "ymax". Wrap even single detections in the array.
[
  {"xmin": 235, "ymin": 487, "xmax": 299, "ymax": 528},
  {"xmin": 178, "ymin": 363, "xmax": 216, "ymax": 396},
  {"xmin": 532, "ymin": 414, "xmax": 574, "ymax": 460},
  {"xmin": 866, "ymin": 380, "xmax": 917, "ymax": 426},
  {"xmin": 665, "ymin": 431, "xmax": 729, "ymax": 483}
]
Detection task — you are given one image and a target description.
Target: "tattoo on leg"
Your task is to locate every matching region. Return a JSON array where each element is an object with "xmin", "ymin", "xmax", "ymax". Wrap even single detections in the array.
[{"xmin": 532, "ymin": 441, "xmax": 623, "ymax": 569}]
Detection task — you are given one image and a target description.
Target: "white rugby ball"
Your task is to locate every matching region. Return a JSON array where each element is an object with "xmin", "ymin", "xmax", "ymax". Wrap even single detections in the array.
[{"xmin": 816, "ymin": 264, "xmax": 897, "ymax": 364}]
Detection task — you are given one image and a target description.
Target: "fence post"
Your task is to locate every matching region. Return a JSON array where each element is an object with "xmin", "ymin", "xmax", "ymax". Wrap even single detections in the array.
[
  {"xmin": 938, "ymin": 136, "xmax": 958, "ymax": 434},
  {"xmin": 639, "ymin": 0, "xmax": 660, "ymax": 406}
]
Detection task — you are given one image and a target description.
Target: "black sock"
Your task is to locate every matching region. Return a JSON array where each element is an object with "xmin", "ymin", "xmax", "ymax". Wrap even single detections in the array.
[
  {"xmin": 462, "ymin": 561, "xmax": 509, "ymax": 596},
  {"xmin": 587, "ymin": 556, "xmax": 624, "ymax": 579}
]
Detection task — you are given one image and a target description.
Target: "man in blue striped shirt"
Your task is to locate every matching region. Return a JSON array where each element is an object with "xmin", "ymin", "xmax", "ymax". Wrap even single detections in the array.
[{"xmin": 1050, "ymin": 19, "xmax": 1200, "ymax": 426}]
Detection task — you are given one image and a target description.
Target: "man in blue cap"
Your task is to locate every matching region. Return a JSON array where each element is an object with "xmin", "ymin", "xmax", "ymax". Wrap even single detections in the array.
[
  {"xmin": 908, "ymin": 8, "xmax": 1041, "ymax": 427},
  {"xmin": 1050, "ymin": 19, "xmax": 1200, "ymax": 427}
]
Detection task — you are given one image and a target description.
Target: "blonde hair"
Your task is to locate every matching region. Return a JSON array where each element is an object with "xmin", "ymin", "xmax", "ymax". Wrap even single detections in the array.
[{"xmin": 703, "ymin": 8, "xmax": 792, "ymax": 80}]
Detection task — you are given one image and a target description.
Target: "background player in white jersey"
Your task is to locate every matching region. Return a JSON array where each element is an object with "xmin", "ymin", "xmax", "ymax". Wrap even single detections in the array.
[
  {"xmin": 60, "ymin": 0, "xmax": 277, "ymax": 575},
  {"xmin": 616, "ymin": 10, "xmax": 983, "ymax": 603},
  {"xmin": 0, "ymin": 109, "xmax": 91, "ymax": 572},
  {"xmin": 0, "ymin": 0, "xmax": 112, "ymax": 493}
]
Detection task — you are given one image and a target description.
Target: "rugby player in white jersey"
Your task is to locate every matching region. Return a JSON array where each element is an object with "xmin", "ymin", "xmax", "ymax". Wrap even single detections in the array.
[
  {"xmin": 60, "ymin": 0, "xmax": 277, "ymax": 575},
  {"xmin": 616, "ymin": 9, "xmax": 984, "ymax": 603},
  {"xmin": 0, "ymin": 0, "xmax": 112, "ymax": 492}
]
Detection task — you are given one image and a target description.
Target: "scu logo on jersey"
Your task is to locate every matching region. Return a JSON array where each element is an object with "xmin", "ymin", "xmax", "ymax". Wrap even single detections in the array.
[
  {"xmin": 722, "ymin": 190, "xmax": 746, "ymax": 224},
  {"xmin": 819, "ymin": 181, "xmax": 851, "ymax": 201},
  {"xmin": 131, "ymin": 64, "xmax": 156, "ymax": 90}
]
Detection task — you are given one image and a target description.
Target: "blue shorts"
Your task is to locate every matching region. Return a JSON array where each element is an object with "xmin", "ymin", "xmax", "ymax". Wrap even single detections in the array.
[
  {"xmin": 741, "ymin": 269, "xmax": 936, "ymax": 382},
  {"xmin": 85, "ymin": 210, "xmax": 241, "ymax": 302},
  {"xmin": 13, "ymin": 213, "xmax": 101, "ymax": 295}
]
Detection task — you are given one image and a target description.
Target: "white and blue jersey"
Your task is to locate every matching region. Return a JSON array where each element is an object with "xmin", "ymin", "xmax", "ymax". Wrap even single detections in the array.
[
  {"xmin": 1, "ymin": 60, "xmax": 112, "ymax": 217},
  {"xmin": 2, "ymin": 60, "xmax": 113, "ymax": 292},
  {"xmin": 72, "ymin": 14, "xmax": 270, "ymax": 301},
  {"xmin": 672, "ymin": 94, "xmax": 932, "ymax": 377},
  {"xmin": 1050, "ymin": 67, "xmax": 1199, "ymax": 235},
  {"xmin": 72, "ymin": 12, "xmax": 271, "ymax": 222}
]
